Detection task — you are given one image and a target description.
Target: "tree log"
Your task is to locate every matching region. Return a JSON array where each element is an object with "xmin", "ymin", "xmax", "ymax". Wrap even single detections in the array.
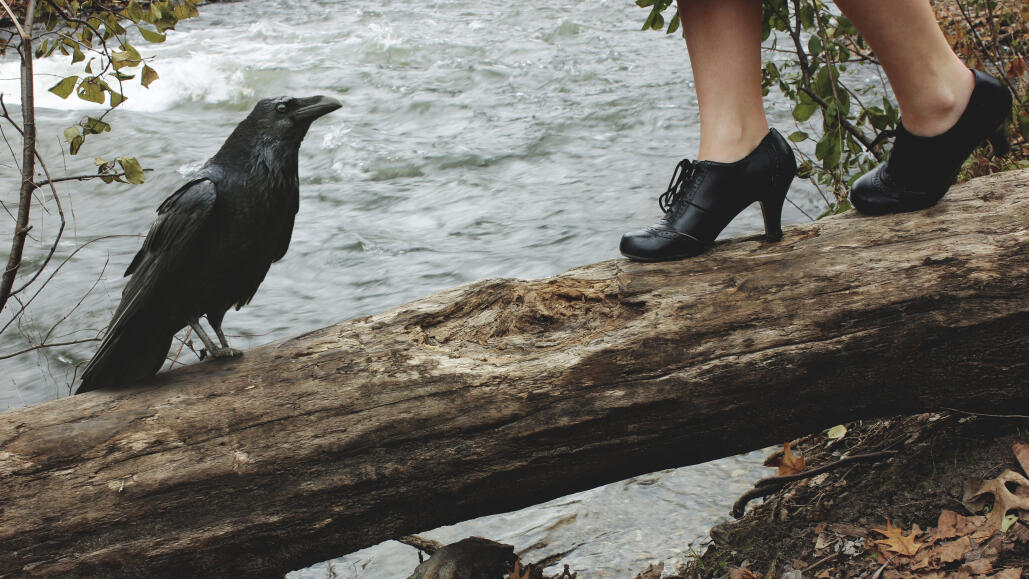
[{"xmin": 3, "ymin": 170, "xmax": 1029, "ymax": 577}]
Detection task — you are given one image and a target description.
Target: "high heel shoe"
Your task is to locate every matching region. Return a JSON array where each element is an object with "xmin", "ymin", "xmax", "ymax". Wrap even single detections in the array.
[
  {"xmin": 619, "ymin": 128, "xmax": 797, "ymax": 262},
  {"xmin": 850, "ymin": 69, "xmax": 1012, "ymax": 216}
]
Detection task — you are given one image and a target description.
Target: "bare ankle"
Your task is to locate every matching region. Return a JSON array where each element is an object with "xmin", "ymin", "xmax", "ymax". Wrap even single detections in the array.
[
  {"xmin": 899, "ymin": 68, "xmax": 975, "ymax": 137},
  {"xmin": 698, "ymin": 127, "xmax": 769, "ymax": 163}
]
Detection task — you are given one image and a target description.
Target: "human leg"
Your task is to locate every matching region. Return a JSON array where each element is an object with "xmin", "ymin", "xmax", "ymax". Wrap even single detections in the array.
[
  {"xmin": 837, "ymin": 0, "xmax": 1012, "ymax": 214},
  {"xmin": 682, "ymin": 0, "xmax": 769, "ymax": 162},
  {"xmin": 619, "ymin": 0, "xmax": 797, "ymax": 262}
]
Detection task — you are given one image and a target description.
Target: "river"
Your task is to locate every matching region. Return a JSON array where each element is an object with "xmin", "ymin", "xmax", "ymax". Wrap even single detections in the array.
[{"xmin": 0, "ymin": 0, "xmax": 829, "ymax": 575}]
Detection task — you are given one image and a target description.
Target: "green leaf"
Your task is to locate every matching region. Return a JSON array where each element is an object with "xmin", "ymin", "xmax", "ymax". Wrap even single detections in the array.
[
  {"xmin": 83, "ymin": 117, "xmax": 111, "ymax": 135},
  {"xmin": 139, "ymin": 26, "xmax": 166, "ymax": 43},
  {"xmin": 69, "ymin": 135, "xmax": 85, "ymax": 155},
  {"xmin": 665, "ymin": 9, "xmax": 679, "ymax": 34},
  {"xmin": 807, "ymin": 35, "xmax": 822, "ymax": 57},
  {"xmin": 793, "ymin": 102, "xmax": 818, "ymax": 122},
  {"xmin": 49, "ymin": 76, "xmax": 79, "ymax": 99},
  {"xmin": 141, "ymin": 64, "xmax": 159, "ymax": 88},
  {"xmin": 63, "ymin": 126, "xmax": 81, "ymax": 144},
  {"xmin": 117, "ymin": 157, "xmax": 146, "ymax": 184},
  {"xmin": 77, "ymin": 78, "xmax": 106, "ymax": 104},
  {"xmin": 1001, "ymin": 513, "xmax": 1019, "ymax": 532},
  {"xmin": 788, "ymin": 131, "xmax": 809, "ymax": 142},
  {"xmin": 109, "ymin": 91, "xmax": 127, "ymax": 108}
]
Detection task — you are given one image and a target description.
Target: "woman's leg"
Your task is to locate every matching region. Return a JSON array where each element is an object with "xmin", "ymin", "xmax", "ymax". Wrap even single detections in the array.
[
  {"xmin": 681, "ymin": 0, "xmax": 768, "ymax": 162},
  {"xmin": 833, "ymin": 0, "xmax": 974, "ymax": 137},
  {"xmin": 839, "ymin": 0, "xmax": 1012, "ymax": 215},
  {"xmin": 620, "ymin": 0, "xmax": 797, "ymax": 261}
]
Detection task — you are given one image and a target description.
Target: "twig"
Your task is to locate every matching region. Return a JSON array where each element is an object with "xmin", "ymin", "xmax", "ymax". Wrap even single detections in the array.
[
  {"xmin": 731, "ymin": 450, "xmax": 896, "ymax": 518},
  {"xmin": 0, "ymin": 337, "xmax": 100, "ymax": 361},
  {"xmin": 943, "ymin": 407, "xmax": 1029, "ymax": 420},
  {"xmin": 0, "ymin": 0, "xmax": 28, "ymax": 39},
  {"xmin": 34, "ymin": 168, "xmax": 153, "ymax": 187}
]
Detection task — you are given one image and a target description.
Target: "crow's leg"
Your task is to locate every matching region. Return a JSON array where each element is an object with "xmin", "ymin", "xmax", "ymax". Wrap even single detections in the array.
[
  {"xmin": 206, "ymin": 311, "xmax": 243, "ymax": 358},
  {"xmin": 188, "ymin": 318, "xmax": 220, "ymax": 358}
]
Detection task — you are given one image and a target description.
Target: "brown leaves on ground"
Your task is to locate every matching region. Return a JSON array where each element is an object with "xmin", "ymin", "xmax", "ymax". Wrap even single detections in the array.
[
  {"xmin": 858, "ymin": 441, "xmax": 1029, "ymax": 577},
  {"xmin": 872, "ymin": 520, "xmax": 926, "ymax": 556},
  {"xmin": 962, "ymin": 469, "xmax": 1029, "ymax": 530},
  {"xmin": 764, "ymin": 442, "xmax": 806, "ymax": 476}
]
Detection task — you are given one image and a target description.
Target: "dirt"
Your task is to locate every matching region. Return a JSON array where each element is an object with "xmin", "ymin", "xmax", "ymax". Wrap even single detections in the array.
[{"xmin": 658, "ymin": 413, "xmax": 1029, "ymax": 578}]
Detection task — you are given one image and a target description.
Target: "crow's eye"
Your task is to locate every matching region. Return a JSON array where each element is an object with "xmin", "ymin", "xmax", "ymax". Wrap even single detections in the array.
[{"xmin": 275, "ymin": 103, "xmax": 288, "ymax": 113}]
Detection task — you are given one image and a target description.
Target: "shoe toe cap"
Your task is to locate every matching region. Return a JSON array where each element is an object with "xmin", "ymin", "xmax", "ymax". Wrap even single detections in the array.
[{"xmin": 620, "ymin": 227, "xmax": 704, "ymax": 262}]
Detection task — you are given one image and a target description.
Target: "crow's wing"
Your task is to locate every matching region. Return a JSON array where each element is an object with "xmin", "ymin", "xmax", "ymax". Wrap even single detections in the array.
[{"xmin": 111, "ymin": 178, "xmax": 218, "ymax": 327}]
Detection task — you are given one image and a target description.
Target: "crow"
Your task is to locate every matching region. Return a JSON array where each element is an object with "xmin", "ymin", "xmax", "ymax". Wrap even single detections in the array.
[{"xmin": 77, "ymin": 95, "xmax": 341, "ymax": 393}]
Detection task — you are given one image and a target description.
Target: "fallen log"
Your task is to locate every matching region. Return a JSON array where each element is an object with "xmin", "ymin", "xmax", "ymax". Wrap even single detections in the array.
[{"xmin": 2, "ymin": 170, "xmax": 1029, "ymax": 577}]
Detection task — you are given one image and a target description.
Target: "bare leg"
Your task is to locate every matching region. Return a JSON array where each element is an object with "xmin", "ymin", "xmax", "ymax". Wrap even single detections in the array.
[
  {"xmin": 206, "ymin": 312, "xmax": 243, "ymax": 358},
  {"xmin": 834, "ymin": 0, "xmax": 974, "ymax": 137},
  {"xmin": 680, "ymin": 0, "xmax": 769, "ymax": 162},
  {"xmin": 188, "ymin": 318, "xmax": 220, "ymax": 356}
]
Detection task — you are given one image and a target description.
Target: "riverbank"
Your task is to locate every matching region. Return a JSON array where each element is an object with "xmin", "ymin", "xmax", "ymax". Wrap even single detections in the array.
[{"xmin": 663, "ymin": 414, "xmax": 1028, "ymax": 578}]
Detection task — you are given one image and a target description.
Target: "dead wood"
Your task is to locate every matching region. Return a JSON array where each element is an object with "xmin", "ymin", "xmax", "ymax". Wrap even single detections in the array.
[{"xmin": 2, "ymin": 170, "xmax": 1029, "ymax": 577}]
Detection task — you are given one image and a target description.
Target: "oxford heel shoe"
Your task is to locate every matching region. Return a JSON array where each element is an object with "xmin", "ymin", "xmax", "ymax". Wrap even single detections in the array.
[
  {"xmin": 620, "ymin": 129, "xmax": 797, "ymax": 262},
  {"xmin": 850, "ymin": 69, "xmax": 1012, "ymax": 215}
]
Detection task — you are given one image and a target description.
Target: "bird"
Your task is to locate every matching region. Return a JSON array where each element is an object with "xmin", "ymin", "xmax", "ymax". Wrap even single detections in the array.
[{"xmin": 77, "ymin": 95, "xmax": 341, "ymax": 394}]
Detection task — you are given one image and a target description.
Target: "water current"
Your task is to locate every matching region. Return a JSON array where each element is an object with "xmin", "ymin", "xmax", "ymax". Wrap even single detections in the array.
[{"xmin": 0, "ymin": 0, "xmax": 839, "ymax": 575}]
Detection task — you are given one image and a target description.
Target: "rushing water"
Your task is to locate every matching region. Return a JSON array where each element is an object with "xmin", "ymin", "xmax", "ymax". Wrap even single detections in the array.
[{"xmin": 0, "ymin": 0, "xmax": 829, "ymax": 575}]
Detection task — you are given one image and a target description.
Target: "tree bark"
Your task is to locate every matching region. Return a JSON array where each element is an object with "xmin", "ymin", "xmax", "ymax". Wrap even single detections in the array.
[{"xmin": 2, "ymin": 170, "xmax": 1029, "ymax": 577}]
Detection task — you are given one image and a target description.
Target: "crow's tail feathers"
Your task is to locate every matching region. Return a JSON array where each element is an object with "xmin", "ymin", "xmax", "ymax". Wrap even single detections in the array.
[{"xmin": 77, "ymin": 316, "xmax": 177, "ymax": 394}]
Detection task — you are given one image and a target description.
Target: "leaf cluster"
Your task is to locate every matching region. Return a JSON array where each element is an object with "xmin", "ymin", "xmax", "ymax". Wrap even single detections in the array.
[{"xmin": 33, "ymin": 0, "xmax": 199, "ymax": 169}]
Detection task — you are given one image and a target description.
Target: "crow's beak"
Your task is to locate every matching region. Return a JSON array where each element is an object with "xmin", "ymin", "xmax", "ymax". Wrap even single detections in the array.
[{"xmin": 294, "ymin": 95, "xmax": 342, "ymax": 120}]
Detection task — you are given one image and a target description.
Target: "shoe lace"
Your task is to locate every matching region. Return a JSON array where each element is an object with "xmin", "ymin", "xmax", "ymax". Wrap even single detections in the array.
[{"xmin": 657, "ymin": 158, "xmax": 697, "ymax": 214}]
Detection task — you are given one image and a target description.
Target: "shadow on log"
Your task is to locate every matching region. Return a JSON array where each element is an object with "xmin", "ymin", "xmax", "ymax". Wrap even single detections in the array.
[{"xmin": 2, "ymin": 170, "xmax": 1029, "ymax": 577}]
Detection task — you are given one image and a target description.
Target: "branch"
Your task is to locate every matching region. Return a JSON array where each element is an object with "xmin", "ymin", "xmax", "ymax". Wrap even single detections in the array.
[
  {"xmin": 0, "ymin": 0, "xmax": 37, "ymax": 315},
  {"xmin": 34, "ymin": 168, "xmax": 154, "ymax": 187}
]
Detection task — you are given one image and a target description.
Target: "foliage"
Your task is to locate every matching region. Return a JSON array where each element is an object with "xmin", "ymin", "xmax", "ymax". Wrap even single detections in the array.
[
  {"xmin": 0, "ymin": 0, "xmax": 199, "ymax": 362},
  {"xmin": 635, "ymin": 0, "xmax": 1029, "ymax": 210}
]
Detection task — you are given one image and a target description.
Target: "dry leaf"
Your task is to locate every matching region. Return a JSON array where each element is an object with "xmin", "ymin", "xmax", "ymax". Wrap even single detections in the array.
[
  {"xmin": 991, "ymin": 568, "xmax": 1022, "ymax": 579},
  {"xmin": 872, "ymin": 520, "xmax": 926, "ymax": 556},
  {"xmin": 934, "ymin": 536, "xmax": 977, "ymax": 564},
  {"xmin": 960, "ymin": 558, "xmax": 993, "ymax": 575},
  {"xmin": 1014, "ymin": 443, "xmax": 1029, "ymax": 477},
  {"xmin": 1007, "ymin": 55, "xmax": 1027, "ymax": 78},
  {"xmin": 962, "ymin": 470, "xmax": 1029, "ymax": 530},
  {"xmin": 774, "ymin": 442, "xmax": 805, "ymax": 476},
  {"xmin": 933, "ymin": 509, "xmax": 987, "ymax": 541},
  {"xmin": 728, "ymin": 567, "xmax": 761, "ymax": 579}
]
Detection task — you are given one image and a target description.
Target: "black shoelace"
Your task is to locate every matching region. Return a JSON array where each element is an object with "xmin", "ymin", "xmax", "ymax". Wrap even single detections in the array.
[{"xmin": 657, "ymin": 158, "xmax": 697, "ymax": 214}]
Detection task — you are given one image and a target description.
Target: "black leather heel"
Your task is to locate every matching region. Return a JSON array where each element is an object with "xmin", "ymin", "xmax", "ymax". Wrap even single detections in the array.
[
  {"xmin": 850, "ymin": 69, "xmax": 1013, "ymax": 215},
  {"xmin": 620, "ymin": 129, "xmax": 797, "ymax": 262}
]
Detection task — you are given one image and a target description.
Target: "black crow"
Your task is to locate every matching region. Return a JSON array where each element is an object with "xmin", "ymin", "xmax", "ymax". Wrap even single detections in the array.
[{"xmin": 78, "ymin": 95, "xmax": 341, "ymax": 393}]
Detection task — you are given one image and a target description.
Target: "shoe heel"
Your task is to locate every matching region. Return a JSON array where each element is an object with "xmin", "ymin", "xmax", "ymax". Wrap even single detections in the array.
[
  {"xmin": 986, "ymin": 123, "xmax": 1010, "ymax": 157},
  {"xmin": 760, "ymin": 172, "xmax": 792, "ymax": 242}
]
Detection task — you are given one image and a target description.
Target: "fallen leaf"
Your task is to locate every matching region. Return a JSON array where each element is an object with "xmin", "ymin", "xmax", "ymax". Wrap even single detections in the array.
[
  {"xmin": 962, "ymin": 470, "xmax": 1029, "ymax": 530},
  {"xmin": 933, "ymin": 509, "xmax": 987, "ymax": 541},
  {"xmin": 1007, "ymin": 55, "xmax": 1027, "ymax": 78},
  {"xmin": 1015, "ymin": 443, "xmax": 1029, "ymax": 478},
  {"xmin": 872, "ymin": 520, "xmax": 926, "ymax": 556},
  {"xmin": 991, "ymin": 569, "xmax": 1022, "ymax": 579},
  {"xmin": 960, "ymin": 558, "xmax": 993, "ymax": 575},
  {"xmin": 827, "ymin": 425, "xmax": 847, "ymax": 440},
  {"xmin": 728, "ymin": 567, "xmax": 761, "ymax": 579},
  {"xmin": 934, "ymin": 536, "xmax": 977, "ymax": 564},
  {"xmin": 776, "ymin": 442, "xmax": 805, "ymax": 476}
]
